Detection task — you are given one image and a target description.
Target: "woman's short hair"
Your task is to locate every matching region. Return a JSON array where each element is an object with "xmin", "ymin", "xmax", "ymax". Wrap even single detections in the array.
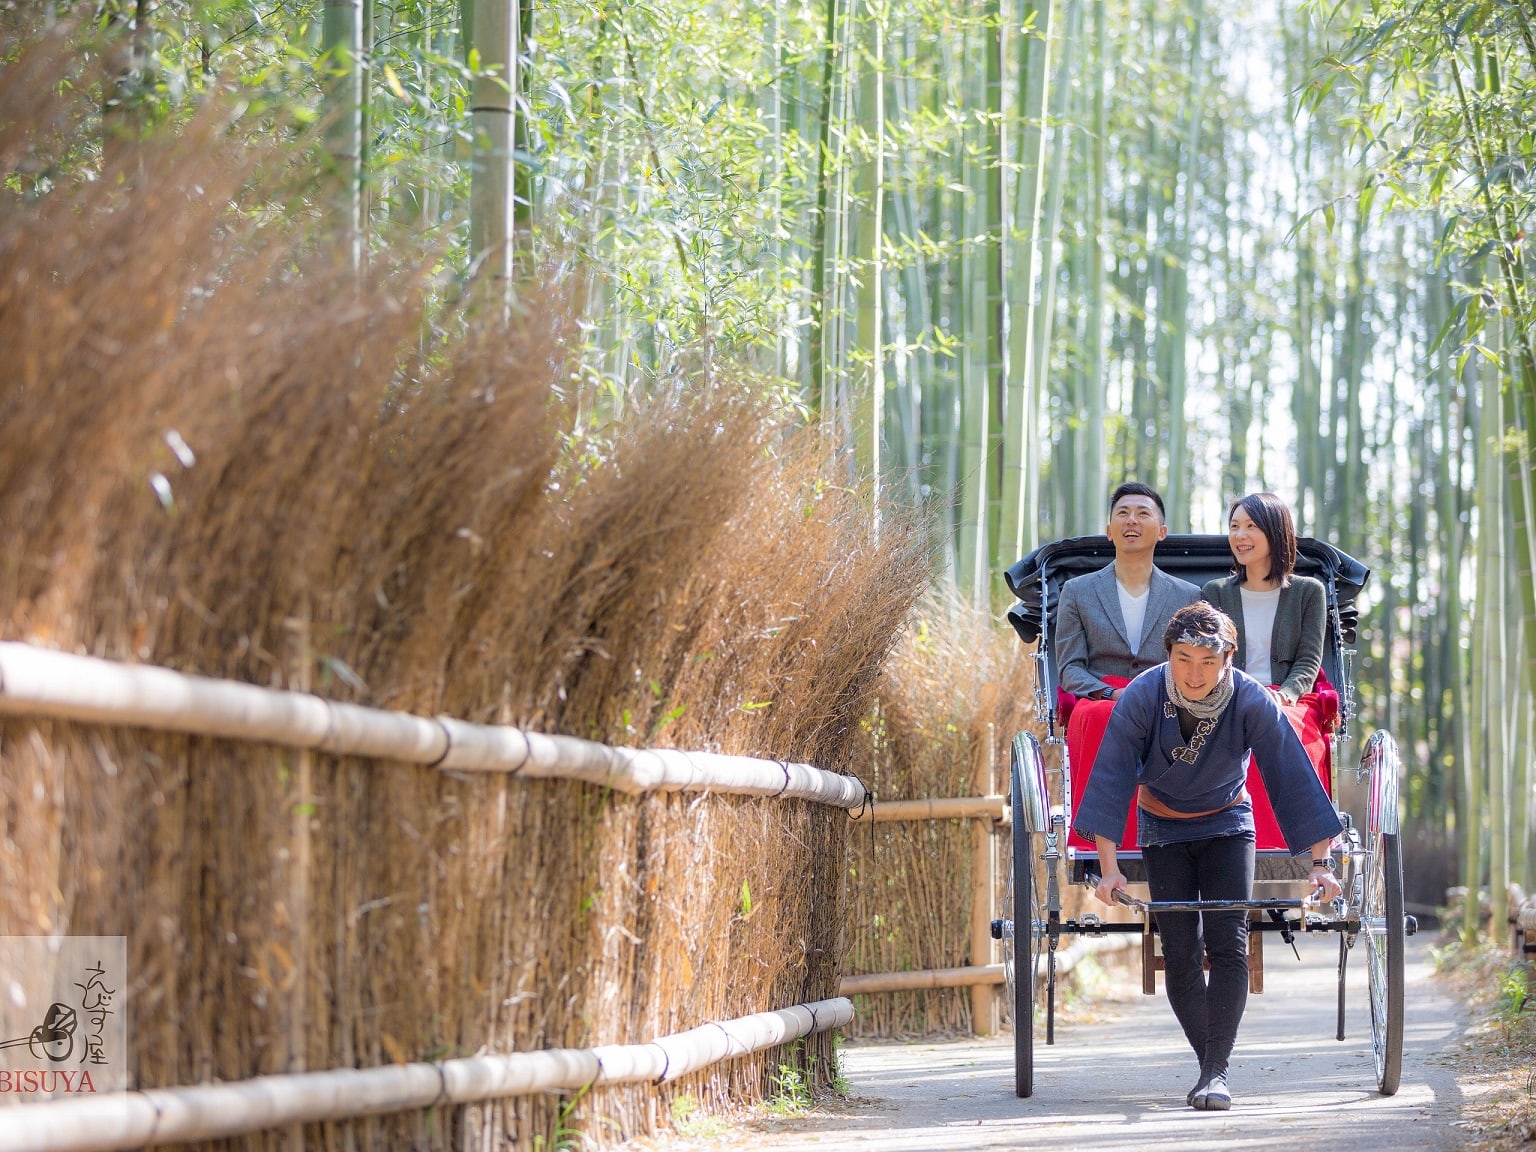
[
  {"xmin": 1229, "ymin": 491, "xmax": 1298, "ymax": 586},
  {"xmin": 1163, "ymin": 602, "xmax": 1239, "ymax": 654}
]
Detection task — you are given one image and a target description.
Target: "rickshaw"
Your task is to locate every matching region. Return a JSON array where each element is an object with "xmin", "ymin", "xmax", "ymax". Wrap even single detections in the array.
[{"xmin": 991, "ymin": 534, "xmax": 1415, "ymax": 1099}]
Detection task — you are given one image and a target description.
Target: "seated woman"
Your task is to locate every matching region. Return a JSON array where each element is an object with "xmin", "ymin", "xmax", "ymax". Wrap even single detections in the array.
[
  {"xmin": 1200, "ymin": 492, "xmax": 1325, "ymax": 706},
  {"xmin": 1201, "ymin": 493, "xmax": 1333, "ymax": 830}
]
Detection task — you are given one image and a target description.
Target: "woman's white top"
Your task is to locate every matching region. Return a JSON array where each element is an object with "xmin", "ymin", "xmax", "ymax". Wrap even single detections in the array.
[
  {"xmin": 1117, "ymin": 581, "xmax": 1150, "ymax": 650},
  {"xmin": 1240, "ymin": 586, "xmax": 1282, "ymax": 686}
]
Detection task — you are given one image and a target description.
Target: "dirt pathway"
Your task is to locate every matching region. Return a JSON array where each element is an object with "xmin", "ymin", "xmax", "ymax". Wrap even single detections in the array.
[{"xmin": 647, "ymin": 932, "xmax": 1479, "ymax": 1151}]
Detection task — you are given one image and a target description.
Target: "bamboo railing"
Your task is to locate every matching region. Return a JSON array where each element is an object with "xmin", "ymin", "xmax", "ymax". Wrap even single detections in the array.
[
  {"xmin": 861, "ymin": 796, "xmax": 1008, "ymax": 821},
  {"xmin": 0, "ymin": 999, "xmax": 854, "ymax": 1152},
  {"xmin": 0, "ymin": 643, "xmax": 866, "ymax": 808},
  {"xmin": 0, "ymin": 640, "xmax": 1016, "ymax": 1137},
  {"xmin": 839, "ymin": 964, "xmax": 1005, "ymax": 995}
]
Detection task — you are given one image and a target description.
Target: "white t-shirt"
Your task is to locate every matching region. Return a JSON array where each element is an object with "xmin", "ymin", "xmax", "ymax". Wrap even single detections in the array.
[
  {"xmin": 1117, "ymin": 581, "xmax": 1150, "ymax": 651},
  {"xmin": 1240, "ymin": 586, "xmax": 1282, "ymax": 686}
]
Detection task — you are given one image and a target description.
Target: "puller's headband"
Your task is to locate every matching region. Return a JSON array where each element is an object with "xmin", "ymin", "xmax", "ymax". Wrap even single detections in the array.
[{"xmin": 1171, "ymin": 627, "xmax": 1235, "ymax": 654}]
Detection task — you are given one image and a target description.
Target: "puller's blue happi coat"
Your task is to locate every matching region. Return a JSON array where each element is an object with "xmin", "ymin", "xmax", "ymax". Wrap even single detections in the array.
[{"xmin": 1071, "ymin": 666, "xmax": 1344, "ymax": 852}]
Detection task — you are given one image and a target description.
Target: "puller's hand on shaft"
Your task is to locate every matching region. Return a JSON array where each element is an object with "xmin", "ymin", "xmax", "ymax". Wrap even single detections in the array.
[{"xmin": 1094, "ymin": 869, "xmax": 1128, "ymax": 906}]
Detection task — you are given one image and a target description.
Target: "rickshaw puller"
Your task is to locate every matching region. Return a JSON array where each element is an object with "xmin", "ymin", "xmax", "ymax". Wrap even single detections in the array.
[{"xmin": 1073, "ymin": 602, "xmax": 1344, "ymax": 1112}]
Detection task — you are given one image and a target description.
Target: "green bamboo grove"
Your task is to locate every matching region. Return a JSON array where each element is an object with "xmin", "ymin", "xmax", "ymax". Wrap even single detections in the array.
[{"xmin": 11, "ymin": 0, "xmax": 1536, "ymax": 939}]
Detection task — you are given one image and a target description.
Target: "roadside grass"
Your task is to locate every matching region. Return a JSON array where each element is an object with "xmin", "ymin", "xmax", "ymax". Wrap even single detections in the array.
[
  {"xmin": 1432, "ymin": 926, "xmax": 1536, "ymax": 1152},
  {"xmin": 762, "ymin": 1063, "xmax": 815, "ymax": 1117},
  {"xmin": 670, "ymin": 1094, "xmax": 732, "ymax": 1139}
]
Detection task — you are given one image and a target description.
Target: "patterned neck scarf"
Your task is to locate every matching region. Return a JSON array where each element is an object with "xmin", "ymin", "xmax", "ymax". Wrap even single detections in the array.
[{"xmin": 1163, "ymin": 661, "xmax": 1234, "ymax": 720}]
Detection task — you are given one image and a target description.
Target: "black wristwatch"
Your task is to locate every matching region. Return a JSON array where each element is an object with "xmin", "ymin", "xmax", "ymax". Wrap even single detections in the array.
[{"xmin": 1311, "ymin": 857, "xmax": 1335, "ymax": 873}]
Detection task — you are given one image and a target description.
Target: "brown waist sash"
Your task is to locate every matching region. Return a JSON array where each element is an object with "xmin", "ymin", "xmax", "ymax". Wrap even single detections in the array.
[{"xmin": 1137, "ymin": 785, "xmax": 1249, "ymax": 820}]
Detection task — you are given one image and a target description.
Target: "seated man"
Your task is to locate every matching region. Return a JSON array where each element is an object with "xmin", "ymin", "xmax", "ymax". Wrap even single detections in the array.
[{"xmin": 1055, "ymin": 482, "xmax": 1201, "ymax": 847}]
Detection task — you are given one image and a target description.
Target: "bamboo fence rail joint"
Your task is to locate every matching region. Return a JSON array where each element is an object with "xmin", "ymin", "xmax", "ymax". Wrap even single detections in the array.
[
  {"xmin": 0, "ymin": 998, "xmax": 856, "ymax": 1152},
  {"xmin": 0, "ymin": 643, "xmax": 867, "ymax": 808}
]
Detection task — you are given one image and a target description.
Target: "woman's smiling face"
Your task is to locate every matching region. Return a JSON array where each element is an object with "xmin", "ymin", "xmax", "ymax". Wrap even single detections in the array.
[{"xmin": 1228, "ymin": 506, "xmax": 1271, "ymax": 578}]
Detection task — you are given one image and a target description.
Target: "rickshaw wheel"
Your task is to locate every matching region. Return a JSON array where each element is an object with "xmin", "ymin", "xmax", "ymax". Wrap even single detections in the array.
[
  {"xmin": 1363, "ymin": 829, "xmax": 1405, "ymax": 1095},
  {"xmin": 1007, "ymin": 733, "xmax": 1049, "ymax": 1098}
]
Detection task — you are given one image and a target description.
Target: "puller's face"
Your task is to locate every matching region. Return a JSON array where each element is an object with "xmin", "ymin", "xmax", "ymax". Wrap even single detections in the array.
[
  {"xmin": 1106, "ymin": 495, "xmax": 1167, "ymax": 555},
  {"xmin": 1168, "ymin": 642, "xmax": 1231, "ymax": 701}
]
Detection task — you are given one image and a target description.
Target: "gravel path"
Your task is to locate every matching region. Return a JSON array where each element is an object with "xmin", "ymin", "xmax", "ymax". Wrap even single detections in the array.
[{"xmin": 647, "ymin": 931, "xmax": 1479, "ymax": 1151}]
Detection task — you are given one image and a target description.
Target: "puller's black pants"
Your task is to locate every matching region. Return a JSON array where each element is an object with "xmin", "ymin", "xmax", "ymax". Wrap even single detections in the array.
[{"xmin": 1144, "ymin": 832, "xmax": 1256, "ymax": 1078}]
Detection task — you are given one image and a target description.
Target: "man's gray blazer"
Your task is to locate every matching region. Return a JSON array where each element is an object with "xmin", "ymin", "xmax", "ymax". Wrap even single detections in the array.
[{"xmin": 1054, "ymin": 564, "xmax": 1201, "ymax": 699}]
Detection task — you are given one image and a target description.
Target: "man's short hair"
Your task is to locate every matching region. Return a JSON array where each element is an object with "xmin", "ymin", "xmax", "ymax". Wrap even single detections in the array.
[{"xmin": 1108, "ymin": 481, "xmax": 1167, "ymax": 523}]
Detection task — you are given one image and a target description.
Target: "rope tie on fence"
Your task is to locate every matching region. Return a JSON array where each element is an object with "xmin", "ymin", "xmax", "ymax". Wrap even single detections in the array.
[
  {"xmin": 142, "ymin": 1089, "xmax": 167, "ymax": 1146},
  {"xmin": 848, "ymin": 785, "xmax": 875, "ymax": 822},
  {"xmin": 427, "ymin": 717, "xmax": 454, "ymax": 768},
  {"xmin": 318, "ymin": 701, "xmax": 342, "ymax": 761},
  {"xmin": 709, "ymin": 1020, "xmax": 744, "ymax": 1060},
  {"xmin": 771, "ymin": 759, "xmax": 791, "ymax": 798},
  {"xmin": 847, "ymin": 778, "xmax": 876, "ymax": 859}
]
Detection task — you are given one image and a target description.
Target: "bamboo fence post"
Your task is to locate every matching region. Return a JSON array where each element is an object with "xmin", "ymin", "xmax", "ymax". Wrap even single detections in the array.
[
  {"xmin": 283, "ymin": 615, "xmax": 313, "ymax": 1152},
  {"xmin": 970, "ymin": 716, "xmax": 998, "ymax": 1034}
]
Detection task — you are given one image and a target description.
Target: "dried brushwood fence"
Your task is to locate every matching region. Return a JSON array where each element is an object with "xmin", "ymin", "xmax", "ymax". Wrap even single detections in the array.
[
  {"xmin": 0, "ymin": 29, "xmax": 935, "ymax": 1148},
  {"xmin": 0, "ymin": 647, "xmax": 865, "ymax": 1150},
  {"xmin": 837, "ymin": 608, "xmax": 1120, "ymax": 1039},
  {"xmin": 839, "ymin": 604, "xmax": 1034, "ymax": 1038}
]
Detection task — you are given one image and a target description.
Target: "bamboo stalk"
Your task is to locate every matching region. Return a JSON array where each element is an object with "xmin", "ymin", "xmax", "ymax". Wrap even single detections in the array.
[
  {"xmin": 321, "ymin": 0, "xmax": 364, "ymax": 271},
  {"xmin": 467, "ymin": 0, "xmax": 519, "ymax": 296},
  {"xmin": 0, "ymin": 644, "xmax": 867, "ymax": 809},
  {"xmin": 0, "ymin": 998, "xmax": 855, "ymax": 1152},
  {"xmin": 858, "ymin": 796, "xmax": 1008, "ymax": 822}
]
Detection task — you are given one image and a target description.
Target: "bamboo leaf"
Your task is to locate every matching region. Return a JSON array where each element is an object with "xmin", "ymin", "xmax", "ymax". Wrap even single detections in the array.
[{"xmin": 383, "ymin": 64, "xmax": 410, "ymax": 103}]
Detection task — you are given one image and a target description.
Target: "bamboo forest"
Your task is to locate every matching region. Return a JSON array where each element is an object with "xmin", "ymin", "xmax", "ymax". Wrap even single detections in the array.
[
  {"xmin": 9, "ymin": 0, "xmax": 1536, "ymax": 936},
  {"xmin": 214, "ymin": 0, "xmax": 1530, "ymax": 930},
  {"xmin": 3, "ymin": 1, "xmax": 1536, "ymax": 1139}
]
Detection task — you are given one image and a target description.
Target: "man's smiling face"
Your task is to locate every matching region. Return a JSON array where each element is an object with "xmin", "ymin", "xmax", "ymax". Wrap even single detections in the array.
[{"xmin": 1106, "ymin": 494, "xmax": 1167, "ymax": 556}]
